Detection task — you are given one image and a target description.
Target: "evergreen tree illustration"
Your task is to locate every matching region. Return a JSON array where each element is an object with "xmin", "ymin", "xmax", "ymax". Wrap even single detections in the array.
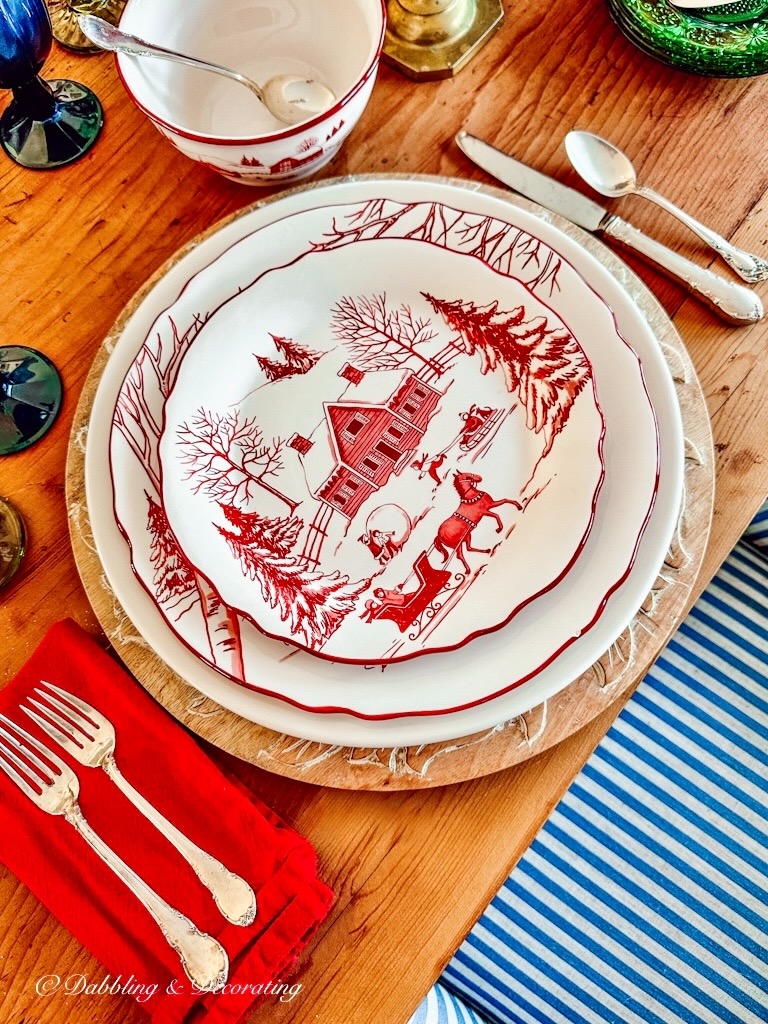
[
  {"xmin": 217, "ymin": 505, "xmax": 369, "ymax": 648},
  {"xmin": 218, "ymin": 505, "xmax": 302, "ymax": 556},
  {"xmin": 146, "ymin": 493, "xmax": 197, "ymax": 600},
  {"xmin": 423, "ymin": 294, "xmax": 591, "ymax": 455},
  {"xmin": 255, "ymin": 335, "xmax": 323, "ymax": 382},
  {"xmin": 271, "ymin": 334, "xmax": 322, "ymax": 374},
  {"xmin": 255, "ymin": 354, "xmax": 297, "ymax": 382}
]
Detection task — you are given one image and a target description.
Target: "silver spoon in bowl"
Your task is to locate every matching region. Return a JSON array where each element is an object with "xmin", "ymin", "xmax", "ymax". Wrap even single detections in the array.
[
  {"xmin": 565, "ymin": 130, "xmax": 768, "ymax": 284},
  {"xmin": 78, "ymin": 14, "xmax": 336, "ymax": 127}
]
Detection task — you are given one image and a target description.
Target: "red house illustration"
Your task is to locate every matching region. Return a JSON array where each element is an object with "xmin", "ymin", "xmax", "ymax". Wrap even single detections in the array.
[
  {"xmin": 240, "ymin": 148, "xmax": 322, "ymax": 175},
  {"xmin": 316, "ymin": 371, "xmax": 442, "ymax": 520}
]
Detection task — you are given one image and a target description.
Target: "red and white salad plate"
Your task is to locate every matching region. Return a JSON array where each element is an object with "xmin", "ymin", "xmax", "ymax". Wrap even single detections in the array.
[
  {"xmin": 154, "ymin": 206, "xmax": 606, "ymax": 665},
  {"xmin": 85, "ymin": 176, "xmax": 682, "ymax": 745}
]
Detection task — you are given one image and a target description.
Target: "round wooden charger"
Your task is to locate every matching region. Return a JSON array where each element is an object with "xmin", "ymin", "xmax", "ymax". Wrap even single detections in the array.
[{"xmin": 65, "ymin": 179, "xmax": 714, "ymax": 791}]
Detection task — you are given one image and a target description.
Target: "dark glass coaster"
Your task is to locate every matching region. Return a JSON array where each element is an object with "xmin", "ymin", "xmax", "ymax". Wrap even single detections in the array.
[
  {"xmin": 0, "ymin": 496, "xmax": 26, "ymax": 591},
  {"xmin": 0, "ymin": 78, "xmax": 103, "ymax": 170},
  {"xmin": 0, "ymin": 346, "xmax": 63, "ymax": 455},
  {"xmin": 47, "ymin": 0, "xmax": 127, "ymax": 53}
]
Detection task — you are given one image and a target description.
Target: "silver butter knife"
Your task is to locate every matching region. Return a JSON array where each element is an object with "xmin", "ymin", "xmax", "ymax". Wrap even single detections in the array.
[{"xmin": 456, "ymin": 131, "xmax": 763, "ymax": 326}]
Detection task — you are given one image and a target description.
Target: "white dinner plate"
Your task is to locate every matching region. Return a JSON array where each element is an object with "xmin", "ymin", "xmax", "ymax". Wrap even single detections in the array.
[{"xmin": 86, "ymin": 176, "xmax": 682, "ymax": 742}]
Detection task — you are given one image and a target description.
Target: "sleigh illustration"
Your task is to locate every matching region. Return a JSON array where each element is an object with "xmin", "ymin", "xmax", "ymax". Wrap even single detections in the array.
[
  {"xmin": 365, "ymin": 552, "xmax": 452, "ymax": 632},
  {"xmin": 459, "ymin": 405, "xmax": 502, "ymax": 451}
]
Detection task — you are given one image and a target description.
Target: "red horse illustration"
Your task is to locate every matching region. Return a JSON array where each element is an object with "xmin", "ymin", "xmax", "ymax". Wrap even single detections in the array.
[{"xmin": 433, "ymin": 471, "xmax": 521, "ymax": 573}]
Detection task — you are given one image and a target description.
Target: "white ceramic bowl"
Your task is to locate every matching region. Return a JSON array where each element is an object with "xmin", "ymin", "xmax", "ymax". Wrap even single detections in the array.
[{"xmin": 116, "ymin": 0, "xmax": 386, "ymax": 185}]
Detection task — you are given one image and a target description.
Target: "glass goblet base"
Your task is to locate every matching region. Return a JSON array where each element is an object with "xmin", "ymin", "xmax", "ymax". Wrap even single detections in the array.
[
  {"xmin": 0, "ymin": 345, "xmax": 63, "ymax": 455},
  {"xmin": 0, "ymin": 78, "xmax": 103, "ymax": 169},
  {"xmin": 0, "ymin": 496, "xmax": 26, "ymax": 591}
]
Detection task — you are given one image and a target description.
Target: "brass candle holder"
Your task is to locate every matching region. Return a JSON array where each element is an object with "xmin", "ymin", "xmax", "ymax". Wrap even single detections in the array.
[
  {"xmin": 384, "ymin": 0, "xmax": 504, "ymax": 79},
  {"xmin": 46, "ymin": 0, "xmax": 125, "ymax": 52}
]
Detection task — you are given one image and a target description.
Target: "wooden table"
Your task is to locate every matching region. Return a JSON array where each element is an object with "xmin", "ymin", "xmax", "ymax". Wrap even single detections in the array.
[{"xmin": 1, "ymin": 1, "xmax": 767, "ymax": 1021}]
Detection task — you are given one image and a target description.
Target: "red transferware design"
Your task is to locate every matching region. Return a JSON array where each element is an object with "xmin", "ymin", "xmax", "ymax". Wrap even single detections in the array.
[
  {"xmin": 131, "ymin": 222, "xmax": 605, "ymax": 665},
  {"xmin": 101, "ymin": 179, "xmax": 668, "ymax": 723}
]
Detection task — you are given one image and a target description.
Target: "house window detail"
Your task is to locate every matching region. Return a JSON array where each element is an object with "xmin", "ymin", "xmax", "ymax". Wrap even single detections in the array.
[
  {"xmin": 344, "ymin": 414, "xmax": 368, "ymax": 438},
  {"xmin": 361, "ymin": 454, "xmax": 383, "ymax": 477},
  {"xmin": 375, "ymin": 440, "xmax": 400, "ymax": 462},
  {"xmin": 338, "ymin": 480, "xmax": 359, "ymax": 502}
]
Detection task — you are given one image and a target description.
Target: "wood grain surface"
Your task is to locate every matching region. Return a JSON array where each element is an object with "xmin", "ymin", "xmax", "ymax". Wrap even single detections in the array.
[{"xmin": 1, "ymin": 1, "xmax": 767, "ymax": 1022}]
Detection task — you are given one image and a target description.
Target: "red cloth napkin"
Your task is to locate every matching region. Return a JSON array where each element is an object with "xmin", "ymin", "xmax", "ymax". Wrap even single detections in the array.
[{"xmin": 0, "ymin": 619, "xmax": 334, "ymax": 1022}]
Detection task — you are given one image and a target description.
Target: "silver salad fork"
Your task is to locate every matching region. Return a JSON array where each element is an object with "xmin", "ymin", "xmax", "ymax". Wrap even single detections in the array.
[
  {"xmin": 0, "ymin": 715, "xmax": 229, "ymax": 992},
  {"xmin": 22, "ymin": 682, "xmax": 257, "ymax": 927}
]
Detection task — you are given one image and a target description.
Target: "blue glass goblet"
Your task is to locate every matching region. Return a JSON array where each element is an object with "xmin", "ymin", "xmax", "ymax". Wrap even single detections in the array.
[{"xmin": 0, "ymin": 0, "xmax": 103, "ymax": 168}]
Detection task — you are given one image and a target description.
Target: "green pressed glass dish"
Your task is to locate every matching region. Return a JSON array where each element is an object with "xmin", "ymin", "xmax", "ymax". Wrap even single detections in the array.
[{"xmin": 606, "ymin": 0, "xmax": 768, "ymax": 76}]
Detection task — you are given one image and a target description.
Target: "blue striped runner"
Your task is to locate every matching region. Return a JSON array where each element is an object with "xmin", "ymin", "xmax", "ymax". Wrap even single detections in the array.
[
  {"xmin": 430, "ymin": 506, "xmax": 768, "ymax": 1024},
  {"xmin": 745, "ymin": 499, "xmax": 768, "ymax": 551},
  {"xmin": 408, "ymin": 981, "xmax": 491, "ymax": 1024}
]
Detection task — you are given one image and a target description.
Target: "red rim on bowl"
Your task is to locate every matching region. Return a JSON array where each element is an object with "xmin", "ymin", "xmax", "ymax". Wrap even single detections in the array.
[{"xmin": 115, "ymin": 0, "xmax": 387, "ymax": 146}]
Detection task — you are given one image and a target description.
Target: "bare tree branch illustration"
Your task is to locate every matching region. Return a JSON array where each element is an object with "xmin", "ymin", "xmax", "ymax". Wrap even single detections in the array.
[
  {"xmin": 330, "ymin": 293, "xmax": 441, "ymax": 373},
  {"xmin": 114, "ymin": 313, "xmax": 210, "ymax": 495},
  {"xmin": 316, "ymin": 200, "xmax": 420, "ymax": 247},
  {"xmin": 312, "ymin": 199, "xmax": 565, "ymax": 297},
  {"xmin": 177, "ymin": 408, "xmax": 300, "ymax": 514}
]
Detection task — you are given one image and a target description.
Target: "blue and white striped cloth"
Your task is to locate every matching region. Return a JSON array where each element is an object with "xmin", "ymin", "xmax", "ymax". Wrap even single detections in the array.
[
  {"xmin": 409, "ymin": 982, "xmax": 491, "ymax": 1024},
  {"xmin": 745, "ymin": 501, "xmax": 768, "ymax": 551},
  {"xmin": 411, "ymin": 500, "xmax": 768, "ymax": 1024}
]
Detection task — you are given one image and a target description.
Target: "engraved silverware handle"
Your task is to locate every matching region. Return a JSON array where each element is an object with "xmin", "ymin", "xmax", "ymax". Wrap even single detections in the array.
[
  {"xmin": 67, "ymin": 806, "xmax": 229, "ymax": 992},
  {"xmin": 638, "ymin": 185, "xmax": 768, "ymax": 284},
  {"xmin": 103, "ymin": 755, "xmax": 257, "ymax": 927},
  {"xmin": 77, "ymin": 15, "xmax": 265, "ymax": 102},
  {"xmin": 602, "ymin": 215, "xmax": 764, "ymax": 325}
]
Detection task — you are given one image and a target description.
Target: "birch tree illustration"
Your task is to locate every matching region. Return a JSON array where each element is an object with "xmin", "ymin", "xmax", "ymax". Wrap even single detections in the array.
[
  {"xmin": 423, "ymin": 294, "xmax": 591, "ymax": 457},
  {"xmin": 330, "ymin": 293, "xmax": 442, "ymax": 374},
  {"xmin": 217, "ymin": 504, "xmax": 370, "ymax": 649},
  {"xmin": 176, "ymin": 408, "xmax": 301, "ymax": 515},
  {"xmin": 114, "ymin": 314, "xmax": 246, "ymax": 676},
  {"xmin": 114, "ymin": 315, "xmax": 208, "ymax": 496}
]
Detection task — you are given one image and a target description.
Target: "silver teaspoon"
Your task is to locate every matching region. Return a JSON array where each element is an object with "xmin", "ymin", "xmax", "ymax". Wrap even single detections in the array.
[
  {"xmin": 565, "ymin": 130, "xmax": 768, "ymax": 284},
  {"xmin": 78, "ymin": 14, "xmax": 336, "ymax": 127}
]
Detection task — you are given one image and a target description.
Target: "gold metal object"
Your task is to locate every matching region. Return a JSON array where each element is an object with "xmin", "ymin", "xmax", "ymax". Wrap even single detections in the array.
[
  {"xmin": 47, "ymin": 0, "xmax": 126, "ymax": 53},
  {"xmin": 0, "ymin": 496, "xmax": 25, "ymax": 591},
  {"xmin": 384, "ymin": 0, "xmax": 504, "ymax": 80}
]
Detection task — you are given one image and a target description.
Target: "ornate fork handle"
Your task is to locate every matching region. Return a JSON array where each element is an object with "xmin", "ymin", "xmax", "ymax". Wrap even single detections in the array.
[
  {"xmin": 66, "ymin": 804, "xmax": 229, "ymax": 992},
  {"xmin": 103, "ymin": 754, "xmax": 257, "ymax": 926}
]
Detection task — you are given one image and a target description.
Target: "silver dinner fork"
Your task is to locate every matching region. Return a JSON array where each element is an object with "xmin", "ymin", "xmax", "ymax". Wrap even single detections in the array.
[
  {"xmin": 0, "ymin": 714, "xmax": 228, "ymax": 992},
  {"xmin": 22, "ymin": 682, "xmax": 257, "ymax": 928}
]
